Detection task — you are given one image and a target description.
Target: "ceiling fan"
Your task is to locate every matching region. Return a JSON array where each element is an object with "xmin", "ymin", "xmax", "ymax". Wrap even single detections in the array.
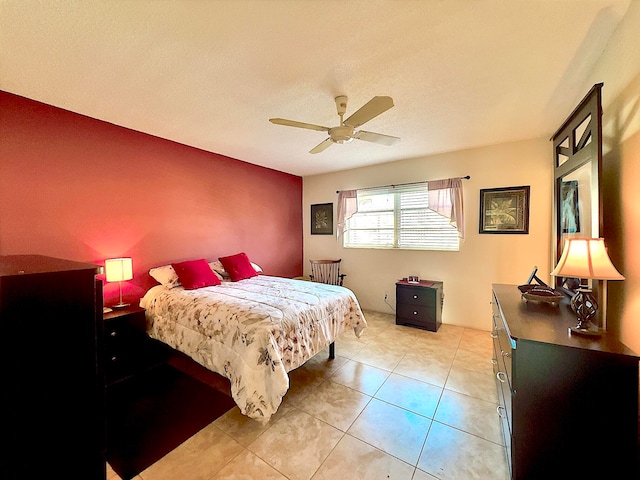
[{"xmin": 269, "ymin": 95, "xmax": 400, "ymax": 154}]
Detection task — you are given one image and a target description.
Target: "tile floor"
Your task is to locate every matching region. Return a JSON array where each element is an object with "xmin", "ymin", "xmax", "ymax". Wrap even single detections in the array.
[{"xmin": 107, "ymin": 310, "xmax": 509, "ymax": 480}]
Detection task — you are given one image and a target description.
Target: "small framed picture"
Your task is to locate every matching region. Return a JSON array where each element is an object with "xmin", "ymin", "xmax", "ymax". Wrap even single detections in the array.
[
  {"xmin": 479, "ymin": 185, "xmax": 530, "ymax": 234},
  {"xmin": 310, "ymin": 203, "xmax": 333, "ymax": 235},
  {"xmin": 408, "ymin": 275, "xmax": 420, "ymax": 283}
]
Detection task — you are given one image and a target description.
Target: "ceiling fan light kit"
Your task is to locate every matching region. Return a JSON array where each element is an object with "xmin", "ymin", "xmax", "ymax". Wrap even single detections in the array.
[
  {"xmin": 329, "ymin": 126, "xmax": 355, "ymax": 144},
  {"xmin": 269, "ymin": 95, "xmax": 400, "ymax": 154}
]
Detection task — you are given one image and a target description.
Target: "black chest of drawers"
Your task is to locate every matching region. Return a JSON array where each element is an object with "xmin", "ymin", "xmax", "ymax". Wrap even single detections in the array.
[
  {"xmin": 0, "ymin": 255, "xmax": 106, "ymax": 479},
  {"xmin": 395, "ymin": 279, "xmax": 443, "ymax": 332},
  {"xmin": 492, "ymin": 284, "xmax": 639, "ymax": 479}
]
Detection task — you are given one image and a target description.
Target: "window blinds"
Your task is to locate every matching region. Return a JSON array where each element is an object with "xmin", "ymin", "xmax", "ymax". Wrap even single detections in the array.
[{"xmin": 338, "ymin": 178, "xmax": 464, "ymax": 251}]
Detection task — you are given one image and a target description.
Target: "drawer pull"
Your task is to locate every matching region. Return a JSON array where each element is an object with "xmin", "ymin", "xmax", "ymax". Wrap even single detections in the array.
[
  {"xmin": 413, "ymin": 295, "xmax": 418, "ymax": 299},
  {"xmin": 111, "ymin": 356, "xmax": 118, "ymax": 362},
  {"xmin": 413, "ymin": 311, "xmax": 418, "ymax": 315},
  {"xmin": 496, "ymin": 371, "xmax": 507, "ymax": 383},
  {"xmin": 497, "ymin": 405, "xmax": 507, "ymax": 417},
  {"xmin": 501, "ymin": 350, "xmax": 511, "ymax": 358},
  {"xmin": 490, "ymin": 331, "xmax": 498, "ymax": 339},
  {"xmin": 110, "ymin": 331, "xmax": 117, "ymax": 337}
]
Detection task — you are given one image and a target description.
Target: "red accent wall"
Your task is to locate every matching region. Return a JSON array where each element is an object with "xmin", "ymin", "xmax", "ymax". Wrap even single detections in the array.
[{"xmin": 0, "ymin": 91, "xmax": 303, "ymax": 304}]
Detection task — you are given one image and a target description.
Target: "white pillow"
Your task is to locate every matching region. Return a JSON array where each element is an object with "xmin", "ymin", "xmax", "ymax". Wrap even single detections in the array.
[
  {"xmin": 209, "ymin": 261, "xmax": 229, "ymax": 278},
  {"xmin": 209, "ymin": 260, "xmax": 262, "ymax": 277},
  {"xmin": 149, "ymin": 264, "xmax": 181, "ymax": 289}
]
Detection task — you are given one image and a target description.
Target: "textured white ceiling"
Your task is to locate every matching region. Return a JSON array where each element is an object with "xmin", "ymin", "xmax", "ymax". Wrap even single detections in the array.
[{"xmin": 0, "ymin": 1, "xmax": 631, "ymax": 176}]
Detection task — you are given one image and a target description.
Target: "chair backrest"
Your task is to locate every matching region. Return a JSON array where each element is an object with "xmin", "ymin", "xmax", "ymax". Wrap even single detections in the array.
[{"xmin": 309, "ymin": 259, "xmax": 345, "ymax": 286}]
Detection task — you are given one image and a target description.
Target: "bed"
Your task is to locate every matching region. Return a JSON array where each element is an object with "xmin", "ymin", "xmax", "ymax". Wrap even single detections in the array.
[{"xmin": 139, "ymin": 269, "xmax": 367, "ymax": 424}]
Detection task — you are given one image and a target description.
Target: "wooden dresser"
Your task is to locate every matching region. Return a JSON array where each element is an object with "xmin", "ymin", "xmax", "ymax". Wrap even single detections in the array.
[
  {"xmin": 0, "ymin": 255, "xmax": 106, "ymax": 479},
  {"xmin": 396, "ymin": 279, "xmax": 443, "ymax": 332},
  {"xmin": 491, "ymin": 284, "xmax": 639, "ymax": 479}
]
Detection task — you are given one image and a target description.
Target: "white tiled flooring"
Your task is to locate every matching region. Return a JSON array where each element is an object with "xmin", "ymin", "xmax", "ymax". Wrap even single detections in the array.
[{"xmin": 107, "ymin": 310, "xmax": 509, "ymax": 480}]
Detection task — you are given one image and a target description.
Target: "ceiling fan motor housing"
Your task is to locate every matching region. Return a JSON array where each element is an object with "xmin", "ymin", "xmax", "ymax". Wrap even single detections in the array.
[{"xmin": 329, "ymin": 125, "xmax": 355, "ymax": 143}]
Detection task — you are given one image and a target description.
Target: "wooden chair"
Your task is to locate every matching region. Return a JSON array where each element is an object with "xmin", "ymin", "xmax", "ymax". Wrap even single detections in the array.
[{"xmin": 309, "ymin": 259, "xmax": 346, "ymax": 286}]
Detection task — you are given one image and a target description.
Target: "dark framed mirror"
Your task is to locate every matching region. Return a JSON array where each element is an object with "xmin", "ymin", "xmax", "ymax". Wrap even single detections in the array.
[{"xmin": 551, "ymin": 83, "xmax": 604, "ymax": 295}]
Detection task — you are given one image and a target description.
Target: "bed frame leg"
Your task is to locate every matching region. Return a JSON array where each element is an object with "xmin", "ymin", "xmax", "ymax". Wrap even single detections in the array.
[{"xmin": 329, "ymin": 342, "xmax": 335, "ymax": 359}]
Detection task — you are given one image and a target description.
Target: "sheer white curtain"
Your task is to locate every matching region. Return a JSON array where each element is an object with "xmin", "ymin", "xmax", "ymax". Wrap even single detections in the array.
[
  {"xmin": 427, "ymin": 177, "xmax": 465, "ymax": 239},
  {"xmin": 336, "ymin": 189, "xmax": 358, "ymax": 239}
]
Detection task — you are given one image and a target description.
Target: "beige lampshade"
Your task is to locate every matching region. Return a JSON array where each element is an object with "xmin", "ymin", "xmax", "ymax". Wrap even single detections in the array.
[
  {"xmin": 550, "ymin": 238, "xmax": 624, "ymax": 280},
  {"xmin": 105, "ymin": 257, "xmax": 133, "ymax": 282}
]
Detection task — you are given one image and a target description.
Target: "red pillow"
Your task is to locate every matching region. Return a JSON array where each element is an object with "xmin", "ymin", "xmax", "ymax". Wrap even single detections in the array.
[
  {"xmin": 218, "ymin": 252, "xmax": 258, "ymax": 281},
  {"xmin": 171, "ymin": 259, "xmax": 221, "ymax": 290}
]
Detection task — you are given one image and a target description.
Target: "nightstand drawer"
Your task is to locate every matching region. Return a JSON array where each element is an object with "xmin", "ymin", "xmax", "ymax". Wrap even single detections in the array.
[
  {"xmin": 396, "ymin": 303, "xmax": 436, "ymax": 323},
  {"xmin": 105, "ymin": 314, "xmax": 145, "ymax": 352},
  {"xmin": 396, "ymin": 285, "xmax": 437, "ymax": 307}
]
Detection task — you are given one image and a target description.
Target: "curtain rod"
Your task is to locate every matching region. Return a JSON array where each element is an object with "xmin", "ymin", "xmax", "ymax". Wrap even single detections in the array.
[{"xmin": 336, "ymin": 175, "xmax": 470, "ymax": 194}]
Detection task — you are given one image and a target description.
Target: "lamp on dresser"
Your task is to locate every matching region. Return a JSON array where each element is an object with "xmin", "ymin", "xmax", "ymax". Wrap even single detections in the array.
[
  {"xmin": 550, "ymin": 238, "xmax": 624, "ymax": 335},
  {"xmin": 105, "ymin": 257, "xmax": 133, "ymax": 309}
]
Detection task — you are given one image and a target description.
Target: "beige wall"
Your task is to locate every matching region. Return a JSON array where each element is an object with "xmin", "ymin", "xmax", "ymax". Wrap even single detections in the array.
[
  {"xmin": 303, "ymin": 138, "xmax": 551, "ymax": 331},
  {"xmin": 587, "ymin": 1, "xmax": 640, "ymax": 353},
  {"xmin": 304, "ymin": 4, "xmax": 640, "ymax": 344}
]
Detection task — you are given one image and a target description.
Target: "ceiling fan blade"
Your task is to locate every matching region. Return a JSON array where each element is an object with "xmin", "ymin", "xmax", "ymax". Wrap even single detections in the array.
[
  {"xmin": 309, "ymin": 138, "xmax": 333, "ymax": 154},
  {"xmin": 269, "ymin": 118, "xmax": 329, "ymax": 132},
  {"xmin": 343, "ymin": 96, "xmax": 394, "ymax": 128},
  {"xmin": 354, "ymin": 130, "xmax": 401, "ymax": 146}
]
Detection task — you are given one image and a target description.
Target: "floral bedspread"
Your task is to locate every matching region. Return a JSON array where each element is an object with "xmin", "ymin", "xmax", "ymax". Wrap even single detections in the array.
[{"xmin": 139, "ymin": 275, "xmax": 366, "ymax": 423}]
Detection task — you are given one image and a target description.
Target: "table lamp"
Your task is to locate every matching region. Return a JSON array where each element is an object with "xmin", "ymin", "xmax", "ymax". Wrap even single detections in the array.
[
  {"xmin": 550, "ymin": 238, "xmax": 624, "ymax": 335},
  {"xmin": 105, "ymin": 257, "xmax": 133, "ymax": 308}
]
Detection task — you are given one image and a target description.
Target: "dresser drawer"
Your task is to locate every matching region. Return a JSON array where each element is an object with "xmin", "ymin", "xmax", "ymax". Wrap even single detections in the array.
[
  {"xmin": 491, "ymin": 298, "xmax": 513, "ymax": 453},
  {"xmin": 494, "ymin": 341, "xmax": 512, "ymax": 420},
  {"xmin": 492, "ymin": 299, "xmax": 513, "ymax": 384},
  {"xmin": 493, "ymin": 342, "xmax": 512, "ymax": 446}
]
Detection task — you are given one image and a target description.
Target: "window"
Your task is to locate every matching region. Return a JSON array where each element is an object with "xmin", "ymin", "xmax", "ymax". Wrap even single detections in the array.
[{"xmin": 342, "ymin": 183, "xmax": 461, "ymax": 251}]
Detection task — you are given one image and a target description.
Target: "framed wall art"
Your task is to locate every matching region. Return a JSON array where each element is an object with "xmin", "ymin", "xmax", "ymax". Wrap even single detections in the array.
[
  {"xmin": 479, "ymin": 185, "xmax": 530, "ymax": 234},
  {"xmin": 310, "ymin": 203, "xmax": 333, "ymax": 235}
]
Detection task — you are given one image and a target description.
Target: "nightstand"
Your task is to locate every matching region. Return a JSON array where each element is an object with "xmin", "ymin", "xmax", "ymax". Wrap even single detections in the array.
[
  {"xmin": 103, "ymin": 305, "xmax": 166, "ymax": 385},
  {"xmin": 395, "ymin": 279, "xmax": 443, "ymax": 331}
]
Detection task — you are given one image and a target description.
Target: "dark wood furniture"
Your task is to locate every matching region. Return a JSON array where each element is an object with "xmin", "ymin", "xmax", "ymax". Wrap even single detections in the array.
[
  {"xmin": 491, "ymin": 284, "xmax": 639, "ymax": 479},
  {"xmin": 309, "ymin": 259, "xmax": 346, "ymax": 359},
  {"xmin": 309, "ymin": 259, "xmax": 346, "ymax": 286},
  {"xmin": 106, "ymin": 362, "xmax": 235, "ymax": 480},
  {"xmin": 551, "ymin": 84, "xmax": 603, "ymax": 286},
  {"xmin": 103, "ymin": 307, "xmax": 229, "ymax": 480},
  {"xmin": 395, "ymin": 279, "xmax": 443, "ymax": 332},
  {"xmin": 0, "ymin": 254, "xmax": 105, "ymax": 479},
  {"xmin": 104, "ymin": 304, "xmax": 166, "ymax": 386}
]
